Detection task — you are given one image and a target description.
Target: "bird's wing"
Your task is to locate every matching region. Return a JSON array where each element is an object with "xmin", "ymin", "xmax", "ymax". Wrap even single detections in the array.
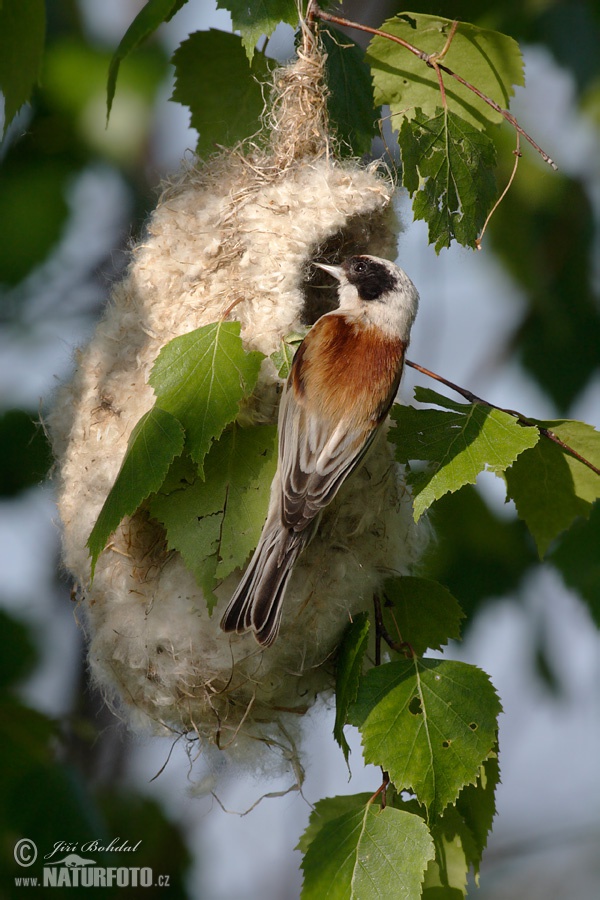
[{"xmin": 277, "ymin": 313, "xmax": 403, "ymax": 532}]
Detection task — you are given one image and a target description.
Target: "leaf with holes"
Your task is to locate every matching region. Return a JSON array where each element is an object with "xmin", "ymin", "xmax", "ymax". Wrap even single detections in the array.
[
  {"xmin": 217, "ymin": 0, "xmax": 298, "ymax": 61},
  {"xmin": 367, "ymin": 13, "xmax": 524, "ymax": 130},
  {"xmin": 149, "ymin": 424, "xmax": 277, "ymax": 609},
  {"xmin": 107, "ymin": 0, "xmax": 187, "ymax": 120},
  {"xmin": 390, "ymin": 387, "xmax": 540, "ymax": 520},
  {"xmin": 149, "ymin": 321, "xmax": 264, "ymax": 475},
  {"xmin": 505, "ymin": 419, "xmax": 600, "ymax": 556},
  {"xmin": 87, "ymin": 407, "xmax": 185, "ymax": 578},
  {"xmin": 334, "ymin": 614, "xmax": 370, "ymax": 765},
  {"xmin": 171, "ymin": 30, "xmax": 273, "ymax": 155},
  {"xmin": 301, "ymin": 800, "xmax": 435, "ymax": 900},
  {"xmin": 382, "ymin": 576, "xmax": 464, "ymax": 656},
  {"xmin": 349, "ymin": 659, "xmax": 502, "ymax": 818},
  {"xmin": 399, "ymin": 108, "xmax": 497, "ymax": 251}
]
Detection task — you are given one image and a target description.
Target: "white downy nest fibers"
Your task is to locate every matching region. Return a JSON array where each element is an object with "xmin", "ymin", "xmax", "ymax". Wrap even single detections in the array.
[{"xmin": 49, "ymin": 38, "xmax": 428, "ymax": 774}]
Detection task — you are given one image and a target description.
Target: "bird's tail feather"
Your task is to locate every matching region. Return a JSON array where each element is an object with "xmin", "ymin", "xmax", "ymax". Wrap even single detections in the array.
[{"xmin": 220, "ymin": 520, "xmax": 306, "ymax": 647}]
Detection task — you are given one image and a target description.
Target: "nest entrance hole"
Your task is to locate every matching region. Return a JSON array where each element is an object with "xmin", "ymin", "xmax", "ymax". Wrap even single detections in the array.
[{"xmin": 300, "ymin": 210, "xmax": 397, "ymax": 325}]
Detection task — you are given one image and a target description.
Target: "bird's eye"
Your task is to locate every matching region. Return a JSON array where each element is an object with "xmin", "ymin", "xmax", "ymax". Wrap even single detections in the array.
[{"xmin": 353, "ymin": 260, "xmax": 368, "ymax": 274}]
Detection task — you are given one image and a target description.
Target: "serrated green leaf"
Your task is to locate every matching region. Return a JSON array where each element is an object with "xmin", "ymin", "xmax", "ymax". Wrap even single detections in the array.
[
  {"xmin": 301, "ymin": 802, "xmax": 435, "ymax": 900},
  {"xmin": 367, "ymin": 13, "xmax": 524, "ymax": 130},
  {"xmin": 390, "ymin": 387, "xmax": 540, "ymax": 520},
  {"xmin": 382, "ymin": 577, "xmax": 464, "ymax": 656},
  {"xmin": 106, "ymin": 0, "xmax": 186, "ymax": 120},
  {"xmin": 551, "ymin": 501, "xmax": 600, "ymax": 627},
  {"xmin": 149, "ymin": 424, "xmax": 277, "ymax": 610},
  {"xmin": 321, "ymin": 27, "xmax": 380, "ymax": 157},
  {"xmin": 349, "ymin": 659, "xmax": 502, "ymax": 818},
  {"xmin": 87, "ymin": 407, "xmax": 185, "ymax": 577},
  {"xmin": 171, "ymin": 30, "xmax": 272, "ymax": 156},
  {"xmin": 454, "ymin": 749, "xmax": 499, "ymax": 878},
  {"xmin": 297, "ymin": 793, "xmax": 374, "ymax": 854},
  {"xmin": 505, "ymin": 419, "xmax": 600, "ymax": 556},
  {"xmin": 216, "ymin": 0, "xmax": 297, "ymax": 61},
  {"xmin": 334, "ymin": 614, "xmax": 370, "ymax": 765},
  {"xmin": 399, "ymin": 108, "xmax": 497, "ymax": 251},
  {"xmin": 423, "ymin": 808, "xmax": 471, "ymax": 897},
  {"xmin": 392, "ymin": 748, "xmax": 499, "ymax": 891},
  {"xmin": 149, "ymin": 321, "xmax": 264, "ymax": 473},
  {"xmin": 0, "ymin": 0, "xmax": 45, "ymax": 135}
]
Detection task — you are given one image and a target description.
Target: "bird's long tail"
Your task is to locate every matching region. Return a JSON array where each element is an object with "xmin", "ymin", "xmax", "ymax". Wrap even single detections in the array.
[{"xmin": 220, "ymin": 512, "xmax": 308, "ymax": 647}]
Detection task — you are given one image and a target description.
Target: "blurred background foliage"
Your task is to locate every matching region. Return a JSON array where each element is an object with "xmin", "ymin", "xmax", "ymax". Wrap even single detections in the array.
[{"xmin": 0, "ymin": 0, "xmax": 599, "ymax": 897}]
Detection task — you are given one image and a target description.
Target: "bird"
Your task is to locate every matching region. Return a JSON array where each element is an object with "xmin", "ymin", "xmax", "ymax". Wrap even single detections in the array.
[{"xmin": 220, "ymin": 254, "xmax": 419, "ymax": 647}]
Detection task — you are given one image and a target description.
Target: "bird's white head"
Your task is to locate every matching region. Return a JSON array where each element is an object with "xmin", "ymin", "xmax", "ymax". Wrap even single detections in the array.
[{"xmin": 315, "ymin": 255, "xmax": 419, "ymax": 340}]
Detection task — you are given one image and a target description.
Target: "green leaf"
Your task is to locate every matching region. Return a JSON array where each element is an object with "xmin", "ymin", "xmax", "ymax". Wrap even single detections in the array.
[
  {"xmin": 149, "ymin": 424, "xmax": 277, "ymax": 610},
  {"xmin": 334, "ymin": 614, "xmax": 370, "ymax": 765},
  {"xmin": 505, "ymin": 420, "xmax": 600, "ymax": 556},
  {"xmin": 87, "ymin": 407, "xmax": 185, "ymax": 577},
  {"xmin": 349, "ymin": 659, "xmax": 502, "ymax": 818},
  {"xmin": 301, "ymin": 801, "xmax": 435, "ymax": 900},
  {"xmin": 321, "ymin": 27, "xmax": 380, "ymax": 157},
  {"xmin": 399, "ymin": 108, "xmax": 497, "ymax": 251},
  {"xmin": 367, "ymin": 13, "xmax": 524, "ymax": 130},
  {"xmin": 171, "ymin": 30, "xmax": 272, "ymax": 156},
  {"xmin": 270, "ymin": 332, "xmax": 305, "ymax": 379},
  {"xmin": 382, "ymin": 577, "xmax": 464, "ymax": 656},
  {"xmin": 551, "ymin": 501, "xmax": 600, "ymax": 627},
  {"xmin": 297, "ymin": 793, "xmax": 373, "ymax": 854},
  {"xmin": 398, "ymin": 748, "xmax": 498, "ymax": 895},
  {"xmin": 390, "ymin": 387, "xmax": 540, "ymax": 520},
  {"xmin": 454, "ymin": 749, "xmax": 499, "ymax": 878},
  {"xmin": 0, "ymin": 0, "xmax": 45, "ymax": 135},
  {"xmin": 216, "ymin": 0, "xmax": 298, "ymax": 61},
  {"xmin": 106, "ymin": 0, "xmax": 186, "ymax": 120},
  {"xmin": 423, "ymin": 807, "xmax": 472, "ymax": 897},
  {"xmin": 149, "ymin": 321, "xmax": 264, "ymax": 473}
]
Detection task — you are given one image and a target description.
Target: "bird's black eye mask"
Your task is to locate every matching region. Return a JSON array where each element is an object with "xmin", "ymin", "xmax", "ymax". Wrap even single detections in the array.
[{"xmin": 343, "ymin": 256, "xmax": 398, "ymax": 302}]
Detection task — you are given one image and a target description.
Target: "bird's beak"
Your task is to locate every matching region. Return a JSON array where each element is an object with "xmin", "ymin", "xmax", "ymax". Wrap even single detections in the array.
[{"xmin": 314, "ymin": 261, "xmax": 344, "ymax": 281}]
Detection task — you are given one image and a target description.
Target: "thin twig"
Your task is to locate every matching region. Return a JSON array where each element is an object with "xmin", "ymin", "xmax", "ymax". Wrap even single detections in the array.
[
  {"xmin": 313, "ymin": 5, "xmax": 557, "ymax": 169},
  {"xmin": 406, "ymin": 359, "xmax": 600, "ymax": 477},
  {"xmin": 428, "ymin": 19, "xmax": 458, "ymax": 109},
  {"xmin": 368, "ymin": 771, "xmax": 390, "ymax": 809},
  {"xmin": 373, "ymin": 593, "xmax": 408, "ymax": 655},
  {"xmin": 476, "ymin": 132, "xmax": 521, "ymax": 249}
]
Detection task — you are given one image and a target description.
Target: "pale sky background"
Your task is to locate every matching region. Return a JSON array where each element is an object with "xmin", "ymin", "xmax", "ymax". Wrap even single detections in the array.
[{"xmin": 1, "ymin": 2, "xmax": 599, "ymax": 897}]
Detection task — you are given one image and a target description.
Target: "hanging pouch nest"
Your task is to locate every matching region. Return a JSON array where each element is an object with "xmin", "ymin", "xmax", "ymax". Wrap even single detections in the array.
[{"xmin": 49, "ymin": 34, "xmax": 427, "ymax": 770}]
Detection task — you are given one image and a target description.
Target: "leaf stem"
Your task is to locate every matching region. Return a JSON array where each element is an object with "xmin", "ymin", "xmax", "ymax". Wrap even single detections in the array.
[
  {"xmin": 405, "ymin": 359, "xmax": 600, "ymax": 476},
  {"xmin": 476, "ymin": 132, "xmax": 521, "ymax": 249},
  {"xmin": 368, "ymin": 771, "xmax": 390, "ymax": 809},
  {"xmin": 312, "ymin": 5, "xmax": 557, "ymax": 170}
]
